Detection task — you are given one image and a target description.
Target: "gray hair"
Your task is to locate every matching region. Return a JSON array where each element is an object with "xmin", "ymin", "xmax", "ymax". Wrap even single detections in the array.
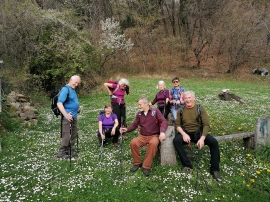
[
  {"xmin": 118, "ymin": 78, "xmax": 129, "ymax": 86},
  {"xmin": 183, "ymin": 90, "xmax": 195, "ymax": 98},
  {"xmin": 157, "ymin": 80, "xmax": 166, "ymax": 89},
  {"xmin": 137, "ymin": 96, "xmax": 149, "ymax": 104}
]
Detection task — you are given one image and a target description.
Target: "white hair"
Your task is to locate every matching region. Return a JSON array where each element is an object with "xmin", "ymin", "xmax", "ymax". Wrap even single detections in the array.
[
  {"xmin": 118, "ymin": 78, "xmax": 129, "ymax": 86},
  {"xmin": 157, "ymin": 80, "xmax": 166, "ymax": 89},
  {"xmin": 183, "ymin": 90, "xmax": 195, "ymax": 97}
]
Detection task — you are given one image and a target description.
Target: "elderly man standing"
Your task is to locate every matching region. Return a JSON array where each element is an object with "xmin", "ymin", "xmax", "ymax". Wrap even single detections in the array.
[
  {"xmin": 173, "ymin": 91, "xmax": 222, "ymax": 181},
  {"xmin": 57, "ymin": 75, "xmax": 81, "ymax": 159},
  {"xmin": 121, "ymin": 96, "xmax": 168, "ymax": 177}
]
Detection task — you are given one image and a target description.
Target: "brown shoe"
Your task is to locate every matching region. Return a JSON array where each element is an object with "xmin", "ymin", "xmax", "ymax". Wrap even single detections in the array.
[
  {"xmin": 130, "ymin": 164, "xmax": 142, "ymax": 172},
  {"xmin": 211, "ymin": 171, "xmax": 223, "ymax": 181},
  {"xmin": 142, "ymin": 168, "xmax": 150, "ymax": 177},
  {"xmin": 113, "ymin": 143, "xmax": 119, "ymax": 147},
  {"xmin": 181, "ymin": 167, "xmax": 193, "ymax": 174}
]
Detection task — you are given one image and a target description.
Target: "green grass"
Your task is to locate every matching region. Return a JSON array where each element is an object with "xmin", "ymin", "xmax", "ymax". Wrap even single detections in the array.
[{"xmin": 1, "ymin": 77, "xmax": 270, "ymax": 202}]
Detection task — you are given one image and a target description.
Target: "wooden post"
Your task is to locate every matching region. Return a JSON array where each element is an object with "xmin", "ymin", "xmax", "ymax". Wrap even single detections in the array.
[
  {"xmin": 160, "ymin": 126, "xmax": 177, "ymax": 165},
  {"xmin": 255, "ymin": 117, "xmax": 270, "ymax": 149}
]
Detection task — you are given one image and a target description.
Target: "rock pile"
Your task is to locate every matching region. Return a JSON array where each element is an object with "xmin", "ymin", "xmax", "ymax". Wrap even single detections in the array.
[{"xmin": 6, "ymin": 91, "xmax": 38, "ymax": 126}]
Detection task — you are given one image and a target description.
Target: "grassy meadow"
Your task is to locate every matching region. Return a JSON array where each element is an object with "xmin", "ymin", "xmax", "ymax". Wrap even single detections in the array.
[{"xmin": 1, "ymin": 76, "xmax": 270, "ymax": 202}]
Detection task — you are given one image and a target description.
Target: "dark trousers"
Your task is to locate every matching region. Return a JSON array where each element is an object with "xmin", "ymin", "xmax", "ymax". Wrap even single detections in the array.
[
  {"xmin": 98, "ymin": 128, "xmax": 119, "ymax": 144},
  {"xmin": 111, "ymin": 102, "xmax": 126, "ymax": 143},
  {"xmin": 158, "ymin": 104, "xmax": 171, "ymax": 119},
  {"xmin": 173, "ymin": 133, "xmax": 220, "ymax": 172}
]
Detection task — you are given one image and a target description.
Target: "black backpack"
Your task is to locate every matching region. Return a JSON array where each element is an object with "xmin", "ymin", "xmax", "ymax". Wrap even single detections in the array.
[{"xmin": 50, "ymin": 86, "xmax": 70, "ymax": 117}]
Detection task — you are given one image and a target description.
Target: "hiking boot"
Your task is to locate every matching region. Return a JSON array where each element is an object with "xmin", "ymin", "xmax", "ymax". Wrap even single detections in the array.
[
  {"xmin": 113, "ymin": 143, "xmax": 119, "ymax": 147},
  {"xmin": 211, "ymin": 171, "xmax": 223, "ymax": 181},
  {"xmin": 181, "ymin": 167, "xmax": 193, "ymax": 174},
  {"xmin": 71, "ymin": 153, "xmax": 78, "ymax": 158},
  {"xmin": 142, "ymin": 168, "xmax": 150, "ymax": 177},
  {"xmin": 57, "ymin": 154, "xmax": 70, "ymax": 160},
  {"xmin": 130, "ymin": 164, "xmax": 142, "ymax": 172}
]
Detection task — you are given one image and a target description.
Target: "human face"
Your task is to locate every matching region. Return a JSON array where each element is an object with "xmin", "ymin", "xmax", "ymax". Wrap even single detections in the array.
[
  {"xmin": 138, "ymin": 100, "xmax": 149, "ymax": 112},
  {"xmin": 120, "ymin": 84, "xmax": 127, "ymax": 90},
  {"xmin": 69, "ymin": 77, "xmax": 81, "ymax": 89},
  {"xmin": 172, "ymin": 79, "xmax": 179, "ymax": 87},
  {"xmin": 183, "ymin": 93, "xmax": 195, "ymax": 108},
  {"xmin": 104, "ymin": 106, "xmax": 112, "ymax": 114},
  {"xmin": 158, "ymin": 83, "xmax": 165, "ymax": 91}
]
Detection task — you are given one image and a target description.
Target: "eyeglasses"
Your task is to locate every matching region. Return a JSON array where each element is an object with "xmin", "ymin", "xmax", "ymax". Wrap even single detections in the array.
[{"xmin": 173, "ymin": 80, "xmax": 179, "ymax": 83}]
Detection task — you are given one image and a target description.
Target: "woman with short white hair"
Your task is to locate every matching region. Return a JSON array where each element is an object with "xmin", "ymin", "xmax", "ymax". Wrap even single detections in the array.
[{"xmin": 149, "ymin": 80, "xmax": 170, "ymax": 119}]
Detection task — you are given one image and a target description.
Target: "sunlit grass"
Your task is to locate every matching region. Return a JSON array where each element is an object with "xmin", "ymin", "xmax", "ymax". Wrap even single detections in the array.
[{"xmin": 0, "ymin": 77, "xmax": 270, "ymax": 201}]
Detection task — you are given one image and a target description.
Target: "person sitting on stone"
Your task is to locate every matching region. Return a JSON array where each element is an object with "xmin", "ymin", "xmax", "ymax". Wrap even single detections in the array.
[
  {"xmin": 121, "ymin": 96, "xmax": 168, "ymax": 177},
  {"xmin": 173, "ymin": 90, "xmax": 222, "ymax": 181}
]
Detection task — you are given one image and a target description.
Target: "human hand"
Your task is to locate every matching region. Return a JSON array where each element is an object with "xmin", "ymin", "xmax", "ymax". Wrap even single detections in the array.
[
  {"xmin": 182, "ymin": 133, "xmax": 191, "ymax": 143},
  {"xmin": 101, "ymin": 134, "xmax": 105, "ymax": 140},
  {"xmin": 111, "ymin": 128, "xmax": 115, "ymax": 135},
  {"xmin": 159, "ymin": 132, "xmax": 166, "ymax": 142},
  {"xmin": 121, "ymin": 127, "xmax": 128, "ymax": 133},
  {"xmin": 197, "ymin": 136, "xmax": 205, "ymax": 149},
  {"xmin": 65, "ymin": 112, "xmax": 73, "ymax": 122}
]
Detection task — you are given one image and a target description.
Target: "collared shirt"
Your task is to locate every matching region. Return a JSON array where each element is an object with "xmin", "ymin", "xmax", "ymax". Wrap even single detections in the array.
[{"xmin": 127, "ymin": 108, "xmax": 168, "ymax": 136}]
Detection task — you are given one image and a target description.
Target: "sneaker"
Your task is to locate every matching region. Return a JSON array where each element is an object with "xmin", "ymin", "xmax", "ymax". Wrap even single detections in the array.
[
  {"xmin": 181, "ymin": 167, "xmax": 193, "ymax": 174},
  {"xmin": 142, "ymin": 168, "xmax": 150, "ymax": 177},
  {"xmin": 211, "ymin": 171, "xmax": 222, "ymax": 181},
  {"xmin": 130, "ymin": 164, "xmax": 142, "ymax": 172}
]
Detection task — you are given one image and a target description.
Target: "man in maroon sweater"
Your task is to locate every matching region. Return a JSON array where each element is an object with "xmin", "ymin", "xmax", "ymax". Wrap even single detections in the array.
[{"xmin": 121, "ymin": 96, "xmax": 168, "ymax": 176}]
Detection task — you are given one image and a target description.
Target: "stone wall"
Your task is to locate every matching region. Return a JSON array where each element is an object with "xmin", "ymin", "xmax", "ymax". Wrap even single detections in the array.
[{"xmin": 6, "ymin": 91, "xmax": 39, "ymax": 126}]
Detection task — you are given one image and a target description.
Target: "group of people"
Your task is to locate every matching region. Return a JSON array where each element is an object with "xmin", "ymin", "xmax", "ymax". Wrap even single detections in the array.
[{"xmin": 56, "ymin": 75, "xmax": 222, "ymax": 181}]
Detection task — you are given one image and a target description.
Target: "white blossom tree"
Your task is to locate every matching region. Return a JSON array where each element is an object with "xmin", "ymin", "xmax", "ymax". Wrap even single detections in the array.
[{"xmin": 98, "ymin": 18, "xmax": 133, "ymax": 75}]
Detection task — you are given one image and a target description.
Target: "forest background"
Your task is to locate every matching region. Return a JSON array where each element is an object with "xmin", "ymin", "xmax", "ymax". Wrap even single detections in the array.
[
  {"xmin": 1, "ymin": 0, "xmax": 270, "ymax": 96},
  {"xmin": 1, "ymin": 1, "xmax": 270, "ymax": 201}
]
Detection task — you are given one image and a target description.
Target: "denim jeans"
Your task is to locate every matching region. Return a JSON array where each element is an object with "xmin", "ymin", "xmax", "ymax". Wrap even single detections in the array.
[{"xmin": 171, "ymin": 104, "xmax": 180, "ymax": 120}]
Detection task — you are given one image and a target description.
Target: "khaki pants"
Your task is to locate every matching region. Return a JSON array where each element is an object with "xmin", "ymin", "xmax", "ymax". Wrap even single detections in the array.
[
  {"xmin": 130, "ymin": 134, "xmax": 159, "ymax": 169},
  {"xmin": 57, "ymin": 119, "xmax": 78, "ymax": 157}
]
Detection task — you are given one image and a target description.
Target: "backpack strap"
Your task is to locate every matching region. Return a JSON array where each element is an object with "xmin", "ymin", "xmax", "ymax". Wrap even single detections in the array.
[{"xmin": 62, "ymin": 85, "xmax": 70, "ymax": 103}]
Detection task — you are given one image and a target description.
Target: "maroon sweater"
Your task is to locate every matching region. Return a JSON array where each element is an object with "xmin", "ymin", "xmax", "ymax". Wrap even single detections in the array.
[
  {"xmin": 151, "ymin": 89, "xmax": 170, "ymax": 107},
  {"xmin": 127, "ymin": 108, "xmax": 168, "ymax": 136}
]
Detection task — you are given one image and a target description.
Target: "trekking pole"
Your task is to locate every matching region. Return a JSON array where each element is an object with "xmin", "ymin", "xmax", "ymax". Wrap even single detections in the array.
[
  {"xmin": 98, "ymin": 133, "xmax": 104, "ymax": 165},
  {"xmin": 119, "ymin": 125, "xmax": 123, "ymax": 179},
  {"xmin": 114, "ymin": 125, "xmax": 124, "ymax": 180},
  {"xmin": 163, "ymin": 104, "xmax": 166, "ymax": 117},
  {"xmin": 76, "ymin": 136, "xmax": 79, "ymax": 154},
  {"xmin": 69, "ymin": 122, "xmax": 72, "ymax": 168},
  {"xmin": 195, "ymin": 148, "xmax": 210, "ymax": 193}
]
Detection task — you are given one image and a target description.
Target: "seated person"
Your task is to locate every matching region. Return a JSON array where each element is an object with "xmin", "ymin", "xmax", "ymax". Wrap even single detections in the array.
[
  {"xmin": 173, "ymin": 91, "xmax": 222, "ymax": 181},
  {"xmin": 121, "ymin": 96, "xmax": 168, "ymax": 177},
  {"xmin": 97, "ymin": 104, "xmax": 119, "ymax": 146},
  {"xmin": 149, "ymin": 80, "xmax": 170, "ymax": 119}
]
